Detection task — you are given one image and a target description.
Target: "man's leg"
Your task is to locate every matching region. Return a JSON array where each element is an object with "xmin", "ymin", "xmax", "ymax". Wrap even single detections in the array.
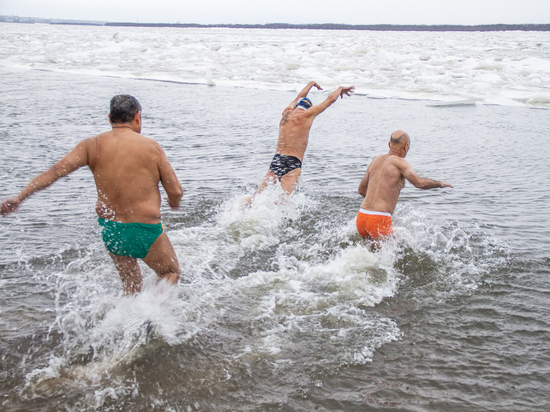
[
  {"xmin": 109, "ymin": 253, "xmax": 143, "ymax": 295},
  {"xmin": 241, "ymin": 169, "xmax": 278, "ymax": 206},
  {"xmin": 142, "ymin": 232, "xmax": 180, "ymax": 285},
  {"xmin": 256, "ymin": 169, "xmax": 278, "ymax": 194},
  {"xmin": 279, "ymin": 168, "xmax": 301, "ymax": 194}
]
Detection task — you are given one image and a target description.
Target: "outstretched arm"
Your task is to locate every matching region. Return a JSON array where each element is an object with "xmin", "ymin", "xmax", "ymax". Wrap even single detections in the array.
[
  {"xmin": 1, "ymin": 140, "xmax": 89, "ymax": 217},
  {"xmin": 397, "ymin": 158, "xmax": 453, "ymax": 189},
  {"xmin": 285, "ymin": 81, "xmax": 323, "ymax": 111},
  {"xmin": 297, "ymin": 81, "xmax": 322, "ymax": 98},
  {"xmin": 308, "ymin": 86, "xmax": 355, "ymax": 117}
]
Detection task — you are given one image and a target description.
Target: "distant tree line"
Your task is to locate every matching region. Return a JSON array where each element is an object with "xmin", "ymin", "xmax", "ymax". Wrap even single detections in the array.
[
  {"xmin": 1, "ymin": 16, "xmax": 549, "ymax": 31},
  {"xmin": 103, "ymin": 22, "xmax": 550, "ymax": 31}
]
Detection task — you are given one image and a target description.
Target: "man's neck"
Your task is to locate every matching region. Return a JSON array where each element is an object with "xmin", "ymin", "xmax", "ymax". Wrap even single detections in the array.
[{"xmin": 112, "ymin": 124, "xmax": 136, "ymax": 132}]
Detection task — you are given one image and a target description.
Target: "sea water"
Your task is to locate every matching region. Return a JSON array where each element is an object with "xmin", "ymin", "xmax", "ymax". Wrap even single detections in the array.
[{"xmin": 1, "ymin": 23, "xmax": 550, "ymax": 411}]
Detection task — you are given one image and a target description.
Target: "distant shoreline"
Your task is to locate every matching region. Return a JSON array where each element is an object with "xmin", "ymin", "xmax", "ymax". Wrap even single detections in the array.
[
  {"xmin": 1, "ymin": 16, "xmax": 549, "ymax": 31},
  {"xmin": 104, "ymin": 23, "xmax": 550, "ymax": 32}
]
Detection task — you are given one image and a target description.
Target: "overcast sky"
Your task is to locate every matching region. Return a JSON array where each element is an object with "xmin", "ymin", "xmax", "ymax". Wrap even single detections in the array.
[{"xmin": 2, "ymin": 0, "xmax": 549, "ymax": 25}]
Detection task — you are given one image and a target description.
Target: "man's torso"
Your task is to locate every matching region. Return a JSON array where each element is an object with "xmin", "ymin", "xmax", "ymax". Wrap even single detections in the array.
[
  {"xmin": 86, "ymin": 129, "xmax": 163, "ymax": 224},
  {"xmin": 361, "ymin": 154, "xmax": 406, "ymax": 215},
  {"xmin": 275, "ymin": 108, "xmax": 315, "ymax": 162}
]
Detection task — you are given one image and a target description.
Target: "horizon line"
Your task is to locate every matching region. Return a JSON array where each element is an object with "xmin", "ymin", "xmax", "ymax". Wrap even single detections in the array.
[{"xmin": 2, "ymin": 16, "xmax": 549, "ymax": 31}]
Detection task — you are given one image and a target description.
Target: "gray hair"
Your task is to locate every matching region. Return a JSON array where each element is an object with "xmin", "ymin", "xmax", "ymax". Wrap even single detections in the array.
[{"xmin": 109, "ymin": 95, "xmax": 142, "ymax": 124}]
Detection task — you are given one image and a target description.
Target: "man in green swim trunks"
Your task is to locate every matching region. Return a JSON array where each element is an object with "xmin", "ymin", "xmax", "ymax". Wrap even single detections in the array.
[{"xmin": 1, "ymin": 95, "xmax": 183, "ymax": 295}]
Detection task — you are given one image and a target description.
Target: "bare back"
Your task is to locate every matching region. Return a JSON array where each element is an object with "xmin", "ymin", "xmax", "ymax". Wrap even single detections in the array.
[
  {"xmin": 275, "ymin": 108, "xmax": 316, "ymax": 162},
  {"xmin": 87, "ymin": 129, "xmax": 175, "ymax": 224},
  {"xmin": 274, "ymin": 83, "xmax": 353, "ymax": 162},
  {"xmin": 359, "ymin": 154, "xmax": 406, "ymax": 215}
]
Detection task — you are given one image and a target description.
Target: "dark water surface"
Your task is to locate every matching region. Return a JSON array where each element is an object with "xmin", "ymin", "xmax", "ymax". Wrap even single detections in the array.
[{"xmin": 1, "ymin": 68, "xmax": 549, "ymax": 411}]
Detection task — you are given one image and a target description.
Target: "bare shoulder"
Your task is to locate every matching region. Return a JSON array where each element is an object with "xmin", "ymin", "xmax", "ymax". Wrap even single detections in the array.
[
  {"xmin": 139, "ymin": 135, "xmax": 169, "ymax": 161},
  {"xmin": 386, "ymin": 155, "xmax": 409, "ymax": 168},
  {"xmin": 128, "ymin": 133, "xmax": 163, "ymax": 151},
  {"xmin": 294, "ymin": 109, "xmax": 318, "ymax": 124},
  {"xmin": 93, "ymin": 130, "xmax": 115, "ymax": 140},
  {"xmin": 303, "ymin": 104, "xmax": 325, "ymax": 118},
  {"xmin": 87, "ymin": 130, "xmax": 116, "ymax": 147},
  {"xmin": 370, "ymin": 154, "xmax": 390, "ymax": 168},
  {"xmin": 282, "ymin": 105, "xmax": 293, "ymax": 116},
  {"xmin": 141, "ymin": 134, "xmax": 162, "ymax": 146},
  {"xmin": 387, "ymin": 156, "xmax": 415, "ymax": 180},
  {"xmin": 80, "ymin": 133, "xmax": 100, "ymax": 146},
  {"xmin": 73, "ymin": 133, "xmax": 102, "ymax": 155}
]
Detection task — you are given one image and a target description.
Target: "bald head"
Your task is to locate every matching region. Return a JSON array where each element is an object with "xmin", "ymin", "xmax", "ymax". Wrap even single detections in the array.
[
  {"xmin": 389, "ymin": 130, "xmax": 410, "ymax": 157},
  {"xmin": 390, "ymin": 130, "xmax": 410, "ymax": 146}
]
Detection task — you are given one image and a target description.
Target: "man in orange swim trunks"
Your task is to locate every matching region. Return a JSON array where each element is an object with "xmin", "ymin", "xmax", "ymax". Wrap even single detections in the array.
[{"xmin": 357, "ymin": 130, "xmax": 453, "ymax": 241}]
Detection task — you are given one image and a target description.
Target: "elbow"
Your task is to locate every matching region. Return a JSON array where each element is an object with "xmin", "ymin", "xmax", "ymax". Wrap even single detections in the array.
[
  {"xmin": 421, "ymin": 178, "xmax": 444, "ymax": 189},
  {"xmin": 412, "ymin": 178, "xmax": 430, "ymax": 190},
  {"xmin": 173, "ymin": 181, "xmax": 184, "ymax": 198},
  {"xmin": 168, "ymin": 187, "xmax": 183, "ymax": 209}
]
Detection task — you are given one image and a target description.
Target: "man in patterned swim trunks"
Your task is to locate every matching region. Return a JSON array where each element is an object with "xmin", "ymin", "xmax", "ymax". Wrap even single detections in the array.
[
  {"xmin": 244, "ymin": 81, "xmax": 354, "ymax": 204},
  {"xmin": 357, "ymin": 130, "xmax": 453, "ymax": 241},
  {"xmin": 1, "ymin": 95, "xmax": 183, "ymax": 295}
]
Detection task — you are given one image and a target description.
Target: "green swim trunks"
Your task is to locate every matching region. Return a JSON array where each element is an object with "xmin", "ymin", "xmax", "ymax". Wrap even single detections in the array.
[{"xmin": 98, "ymin": 218, "xmax": 164, "ymax": 259}]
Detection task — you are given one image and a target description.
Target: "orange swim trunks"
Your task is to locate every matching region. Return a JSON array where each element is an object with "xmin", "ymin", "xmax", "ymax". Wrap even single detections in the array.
[{"xmin": 356, "ymin": 209, "xmax": 393, "ymax": 238}]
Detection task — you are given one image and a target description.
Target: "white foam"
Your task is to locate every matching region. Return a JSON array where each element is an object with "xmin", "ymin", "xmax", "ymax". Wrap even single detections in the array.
[
  {"xmin": 217, "ymin": 185, "xmax": 311, "ymax": 250},
  {"xmin": 166, "ymin": 188, "xmax": 404, "ymax": 367},
  {"xmin": 21, "ymin": 278, "xmax": 197, "ymax": 404},
  {"xmin": 18, "ymin": 183, "xmax": 509, "ymax": 399}
]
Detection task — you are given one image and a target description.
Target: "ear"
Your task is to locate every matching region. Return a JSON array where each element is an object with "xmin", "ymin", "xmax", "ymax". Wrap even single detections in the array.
[
  {"xmin": 134, "ymin": 111, "xmax": 141, "ymax": 124},
  {"xmin": 133, "ymin": 110, "xmax": 142, "ymax": 133},
  {"xmin": 108, "ymin": 113, "xmax": 112, "ymax": 125}
]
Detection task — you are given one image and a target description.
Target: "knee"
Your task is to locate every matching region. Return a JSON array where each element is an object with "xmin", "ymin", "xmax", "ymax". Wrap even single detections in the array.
[
  {"xmin": 158, "ymin": 264, "xmax": 180, "ymax": 285},
  {"xmin": 168, "ymin": 259, "xmax": 181, "ymax": 280},
  {"xmin": 172, "ymin": 263, "xmax": 181, "ymax": 279},
  {"xmin": 162, "ymin": 271, "xmax": 180, "ymax": 285}
]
